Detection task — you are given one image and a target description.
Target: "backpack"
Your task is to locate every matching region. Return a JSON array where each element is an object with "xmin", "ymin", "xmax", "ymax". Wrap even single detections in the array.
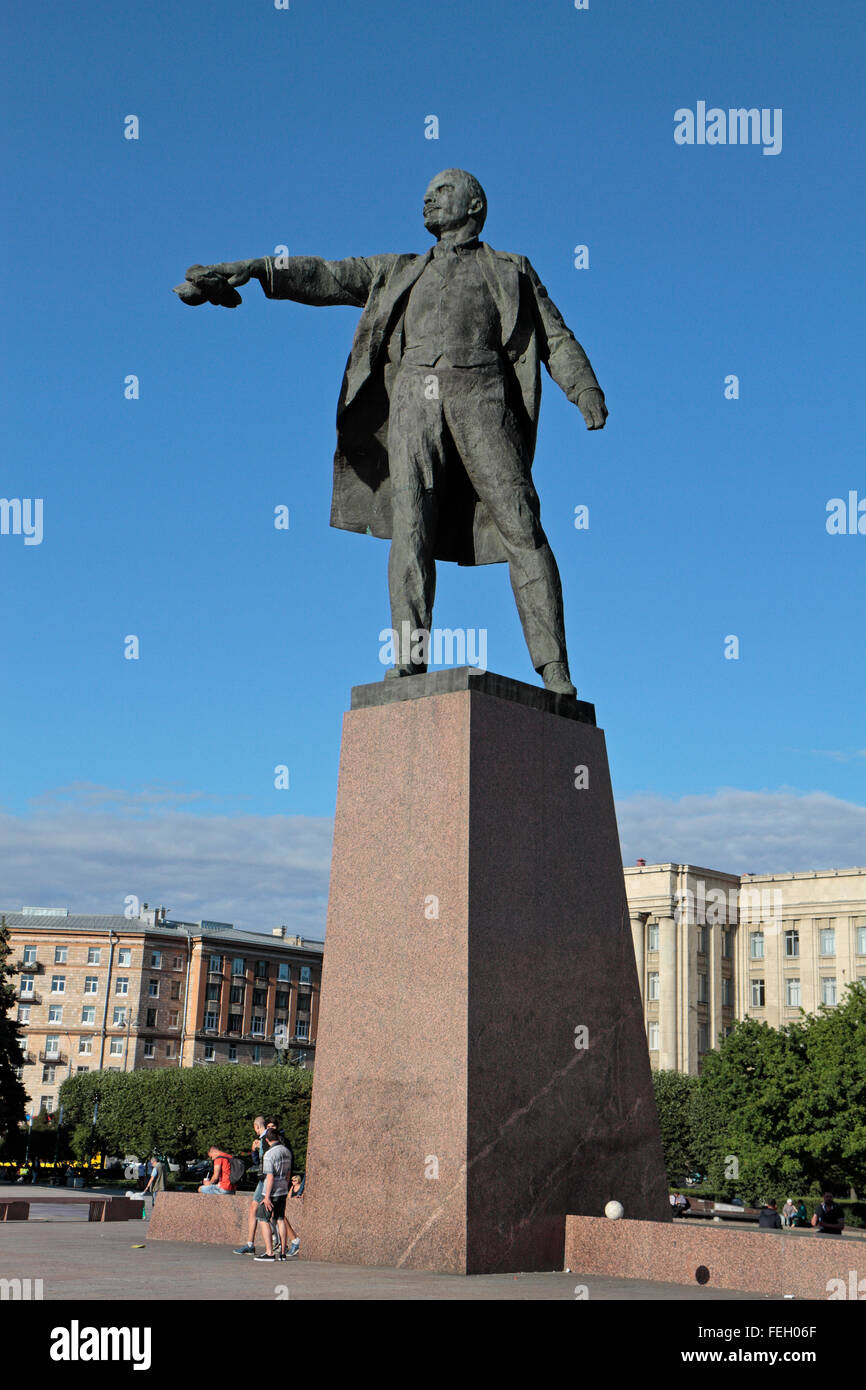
[{"xmin": 228, "ymin": 1154, "xmax": 246, "ymax": 1186}]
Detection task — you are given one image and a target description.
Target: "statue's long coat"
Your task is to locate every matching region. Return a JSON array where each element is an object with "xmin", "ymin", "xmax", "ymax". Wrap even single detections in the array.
[{"xmin": 263, "ymin": 245, "xmax": 602, "ymax": 565}]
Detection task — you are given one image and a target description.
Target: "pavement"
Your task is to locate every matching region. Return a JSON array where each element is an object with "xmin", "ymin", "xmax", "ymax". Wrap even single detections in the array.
[{"xmin": 0, "ymin": 1219, "xmax": 790, "ymax": 1301}]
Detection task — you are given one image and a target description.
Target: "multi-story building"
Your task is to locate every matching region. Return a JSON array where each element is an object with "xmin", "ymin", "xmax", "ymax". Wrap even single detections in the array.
[
  {"xmin": 3, "ymin": 904, "xmax": 323, "ymax": 1117},
  {"xmin": 625, "ymin": 863, "xmax": 866, "ymax": 1075}
]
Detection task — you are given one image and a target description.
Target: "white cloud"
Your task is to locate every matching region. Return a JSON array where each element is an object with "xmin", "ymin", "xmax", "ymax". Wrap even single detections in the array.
[
  {"xmin": 617, "ymin": 787, "xmax": 866, "ymax": 875},
  {"xmin": 2, "ymin": 784, "xmax": 864, "ymax": 937}
]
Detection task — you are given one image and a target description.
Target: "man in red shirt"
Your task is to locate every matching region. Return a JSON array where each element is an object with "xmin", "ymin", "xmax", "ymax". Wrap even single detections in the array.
[{"xmin": 198, "ymin": 1146, "xmax": 235, "ymax": 1195}]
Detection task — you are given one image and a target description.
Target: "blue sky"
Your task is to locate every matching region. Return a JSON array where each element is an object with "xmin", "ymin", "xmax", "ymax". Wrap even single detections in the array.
[{"xmin": 2, "ymin": 0, "xmax": 864, "ymax": 931}]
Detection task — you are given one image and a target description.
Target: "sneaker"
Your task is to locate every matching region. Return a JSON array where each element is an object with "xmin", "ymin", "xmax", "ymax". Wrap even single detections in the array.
[
  {"xmin": 285, "ymin": 1239, "xmax": 301, "ymax": 1258},
  {"xmin": 232, "ymin": 1244, "xmax": 255, "ymax": 1255},
  {"xmin": 253, "ymin": 1252, "xmax": 276, "ymax": 1262}
]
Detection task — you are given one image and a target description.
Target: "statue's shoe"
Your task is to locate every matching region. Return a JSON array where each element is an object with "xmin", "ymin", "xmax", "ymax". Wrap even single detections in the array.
[
  {"xmin": 542, "ymin": 662, "xmax": 576, "ymax": 696},
  {"xmin": 384, "ymin": 664, "xmax": 427, "ymax": 680}
]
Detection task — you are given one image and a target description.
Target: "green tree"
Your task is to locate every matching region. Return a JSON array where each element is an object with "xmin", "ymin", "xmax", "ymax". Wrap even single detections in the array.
[
  {"xmin": 651, "ymin": 1069, "xmax": 710, "ymax": 1183},
  {"xmin": 0, "ymin": 915, "xmax": 28, "ymax": 1139},
  {"xmin": 58, "ymin": 1064, "xmax": 313, "ymax": 1167}
]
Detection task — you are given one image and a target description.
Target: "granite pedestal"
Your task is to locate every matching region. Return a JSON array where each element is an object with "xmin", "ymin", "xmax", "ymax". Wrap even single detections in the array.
[{"xmin": 302, "ymin": 669, "xmax": 670, "ymax": 1274}]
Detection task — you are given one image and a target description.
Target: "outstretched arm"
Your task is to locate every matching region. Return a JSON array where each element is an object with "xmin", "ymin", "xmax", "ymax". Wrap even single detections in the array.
[
  {"xmin": 524, "ymin": 261, "xmax": 608, "ymax": 430},
  {"xmin": 173, "ymin": 255, "xmax": 394, "ymax": 309}
]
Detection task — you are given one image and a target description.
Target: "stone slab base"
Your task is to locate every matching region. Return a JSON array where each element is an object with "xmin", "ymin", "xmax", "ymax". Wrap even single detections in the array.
[
  {"xmin": 147, "ymin": 1192, "xmax": 305, "ymax": 1246},
  {"xmin": 302, "ymin": 671, "xmax": 670, "ymax": 1275},
  {"xmin": 565, "ymin": 1215, "xmax": 859, "ymax": 1299}
]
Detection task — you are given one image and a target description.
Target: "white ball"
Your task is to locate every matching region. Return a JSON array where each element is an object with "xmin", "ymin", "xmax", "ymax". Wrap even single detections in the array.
[{"xmin": 605, "ymin": 1200, "xmax": 625, "ymax": 1220}]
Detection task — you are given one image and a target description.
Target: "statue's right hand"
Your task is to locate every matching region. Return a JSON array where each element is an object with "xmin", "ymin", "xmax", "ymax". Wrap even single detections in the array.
[{"xmin": 173, "ymin": 260, "xmax": 257, "ymax": 308}]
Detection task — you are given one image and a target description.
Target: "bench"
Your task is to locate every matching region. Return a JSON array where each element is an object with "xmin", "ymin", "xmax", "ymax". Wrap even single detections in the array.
[
  {"xmin": 0, "ymin": 1195, "xmax": 144, "ymax": 1222},
  {"xmin": 148, "ymin": 1190, "xmax": 305, "ymax": 1245}
]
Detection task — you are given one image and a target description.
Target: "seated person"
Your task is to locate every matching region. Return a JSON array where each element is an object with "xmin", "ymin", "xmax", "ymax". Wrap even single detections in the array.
[{"xmin": 198, "ymin": 1145, "xmax": 235, "ymax": 1194}]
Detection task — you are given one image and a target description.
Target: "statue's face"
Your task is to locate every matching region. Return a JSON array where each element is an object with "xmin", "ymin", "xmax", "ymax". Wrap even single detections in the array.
[{"xmin": 423, "ymin": 172, "xmax": 478, "ymax": 235}]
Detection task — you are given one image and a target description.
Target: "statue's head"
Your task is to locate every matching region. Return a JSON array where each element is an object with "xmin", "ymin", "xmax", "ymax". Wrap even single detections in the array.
[{"xmin": 423, "ymin": 169, "xmax": 487, "ymax": 237}]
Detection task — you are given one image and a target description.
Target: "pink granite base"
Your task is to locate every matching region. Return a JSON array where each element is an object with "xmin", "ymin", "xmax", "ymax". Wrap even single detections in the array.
[
  {"xmin": 565, "ymin": 1215, "xmax": 861, "ymax": 1299},
  {"xmin": 147, "ymin": 1192, "xmax": 305, "ymax": 1246},
  {"xmin": 302, "ymin": 678, "xmax": 670, "ymax": 1275}
]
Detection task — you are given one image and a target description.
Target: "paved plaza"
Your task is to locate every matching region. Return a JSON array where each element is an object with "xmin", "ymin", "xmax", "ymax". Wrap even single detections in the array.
[{"xmin": 0, "ymin": 1219, "xmax": 785, "ymax": 1302}]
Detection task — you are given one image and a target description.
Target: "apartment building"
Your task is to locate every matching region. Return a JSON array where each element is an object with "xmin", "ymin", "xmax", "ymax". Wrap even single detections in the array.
[
  {"xmin": 3, "ymin": 904, "xmax": 323, "ymax": 1116},
  {"xmin": 625, "ymin": 863, "xmax": 866, "ymax": 1075}
]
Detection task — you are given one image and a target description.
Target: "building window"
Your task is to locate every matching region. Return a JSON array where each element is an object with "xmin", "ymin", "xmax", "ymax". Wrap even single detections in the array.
[
  {"xmin": 229, "ymin": 985, "xmax": 244, "ymax": 1004},
  {"xmin": 697, "ymin": 1023, "xmax": 710, "ymax": 1054},
  {"xmin": 697, "ymin": 925, "xmax": 709, "ymax": 954},
  {"xmin": 171, "ymin": 981, "xmax": 181, "ymax": 1000},
  {"xmin": 647, "ymin": 1021, "xmax": 659, "ymax": 1050},
  {"xmin": 113, "ymin": 1007, "xmax": 127, "ymax": 1026},
  {"xmin": 300, "ymin": 966, "xmax": 311, "ymax": 984},
  {"xmin": 45, "ymin": 1035, "xmax": 60, "ymax": 1056},
  {"xmin": 54, "ymin": 946, "xmax": 67, "ymax": 964},
  {"xmin": 143, "ymin": 1042, "xmax": 155, "ymax": 1059},
  {"xmin": 721, "ymin": 977, "xmax": 733, "ymax": 1006},
  {"xmin": 79, "ymin": 1037, "xmax": 93, "ymax": 1055},
  {"xmin": 172, "ymin": 955, "xmax": 182, "ymax": 970},
  {"xmin": 275, "ymin": 991, "xmax": 289, "ymax": 1010},
  {"xmin": 165, "ymin": 1041, "xmax": 175, "ymax": 1058},
  {"xmin": 81, "ymin": 1006, "xmax": 96, "ymax": 1024},
  {"xmin": 857, "ymin": 926, "xmax": 866, "ymax": 956},
  {"xmin": 647, "ymin": 972, "xmax": 660, "ymax": 1001},
  {"xmin": 42, "ymin": 1065, "xmax": 56, "ymax": 1083},
  {"xmin": 229, "ymin": 1045, "xmax": 238, "ymax": 1063},
  {"xmin": 721, "ymin": 929, "xmax": 732, "ymax": 959},
  {"xmin": 148, "ymin": 980, "xmax": 159, "ymax": 998},
  {"xmin": 17, "ymin": 1005, "xmax": 31, "ymax": 1024},
  {"xmin": 253, "ymin": 988, "xmax": 266, "ymax": 1007},
  {"xmin": 146, "ymin": 1009, "xmax": 157, "ymax": 1028},
  {"xmin": 23, "ymin": 945, "xmax": 37, "ymax": 964},
  {"xmin": 785, "ymin": 930, "xmax": 800, "ymax": 959},
  {"xmin": 109, "ymin": 1039, "xmax": 124, "ymax": 1056},
  {"xmin": 84, "ymin": 976, "xmax": 99, "ymax": 994},
  {"xmin": 19, "ymin": 976, "xmax": 34, "ymax": 997},
  {"xmin": 819, "ymin": 928, "xmax": 835, "ymax": 957},
  {"xmin": 750, "ymin": 979, "xmax": 765, "ymax": 1007},
  {"xmin": 295, "ymin": 1020, "xmax": 309, "ymax": 1040},
  {"xmin": 750, "ymin": 932, "xmax": 764, "ymax": 960},
  {"xmin": 203, "ymin": 1045, "xmax": 215, "ymax": 1061},
  {"xmin": 41, "ymin": 1096, "xmax": 55, "ymax": 1114},
  {"xmin": 647, "ymin": 922, "xmax": 659, "ymax": 951},
  {"xmin": 168, "ymin": 1010, "xmax": 179, "ymax": 1028},
  {"xmin": 228, "ymin": 1014, "xmax": 242, "ymax": 1034},
  {"xmin": 76, "ymin": 1066, "xmax": 88, "ymax": 1074},
  {"xmin": 115, "ymin": 978, "xmax": 129, "ymax": 995},
  {"xmin": 87, "ymin": 947, "xmax": 101, "ymax": 964},
  {"xmin": 149, "ymin": 951, "xmax": 161, "ymax": 968},
  {"xmin": 206, "ymin": 983, "xmax": 220, "ymax": 1001},
  {"xmin": 48, "ymin": 1005, "xmax": 62, "ymax": 1024},
  {"xmin": 231, "ymin": 958, "xmax": 245, "ymax": 977},
  {"xmin": 786, "ymin": 978, "xmax": 801, "ymax": 1007},
  {"xmin": 821, "ymin": 977, "xmax": 837, "ymax": 1006},
  {"xmin": 209, "ymin": 955, "xmax": 223, "ymax": 974},
  {"xmin": 278, "ymin": 962, "xmax": 290, "ymax": 982},
  {"xmin": 118, "ymin": 948, "xmax": 132, "ymax": 967},
  {"xmin": 51, "ymin": 975, "xmax": 66, "ymax": 993},
  {"xmin": 204, "ymin": 1011, "xmax": 217, "ymax": 1031},
  {"xmin": 252, "ymin": 1045, "xmax": 262, "ymax": 1064},
  {"xmin": 256, "ymin": 960, "xmax": 269, "ymax": 979},
  {"xmin": 14, "ymin": 1066, "xmax": 24, "ymax": 1082},
  {"xmin": 697, "ymin": 972, "xmax": 709, "ymax": 1003},
  {"xmin": 251, "ymin": 1016, "xmax": 265, "ymax": 1036}
]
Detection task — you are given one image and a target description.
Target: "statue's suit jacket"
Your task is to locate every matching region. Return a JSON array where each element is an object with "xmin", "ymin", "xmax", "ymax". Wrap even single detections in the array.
[{"xmin": 263, "ymin": 244, "xmax": 602, "ymax": 565}]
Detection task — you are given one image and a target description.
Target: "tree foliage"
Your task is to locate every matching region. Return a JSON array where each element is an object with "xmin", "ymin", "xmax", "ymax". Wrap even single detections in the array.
[
  {"xmin": 57, "ymin": 1064, "xmax": 313, "ymax": 1166},
  {"xmin": 0, "ymin": 916, "xmax": 28, "ymax": 1139}
]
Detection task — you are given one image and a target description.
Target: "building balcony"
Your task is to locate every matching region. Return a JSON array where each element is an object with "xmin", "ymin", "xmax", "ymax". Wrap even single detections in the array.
[
  {"xmin": 38, "ymin": 1050, "xmax": 65, "ymax": 1063},
  {"xmin": 17, "ymin": 959, "xmax": 43, "ymax": 974},
  {"xmin": 18, "ymin": 991, "xmax": 40, "ymax": 1004}
]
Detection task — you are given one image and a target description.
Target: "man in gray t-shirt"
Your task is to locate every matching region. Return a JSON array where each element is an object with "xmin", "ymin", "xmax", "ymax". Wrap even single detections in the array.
[{"xmin": 254, "ymin": 1140, "xmax": 297, "ymax": 1261}]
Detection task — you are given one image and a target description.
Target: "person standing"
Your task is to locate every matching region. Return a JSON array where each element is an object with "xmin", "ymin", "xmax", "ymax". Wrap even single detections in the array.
[
  {"xmin": 253, "ymin": 1131, "xmax": 294, "ymax": 1262},
  {"xmin": 233, "ymin": 1116, "xmax": 271, "ymax": 1256},
  {"xmin": 142, "ymin": 1154, "xmax": 166, "ymax": 1207}
]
